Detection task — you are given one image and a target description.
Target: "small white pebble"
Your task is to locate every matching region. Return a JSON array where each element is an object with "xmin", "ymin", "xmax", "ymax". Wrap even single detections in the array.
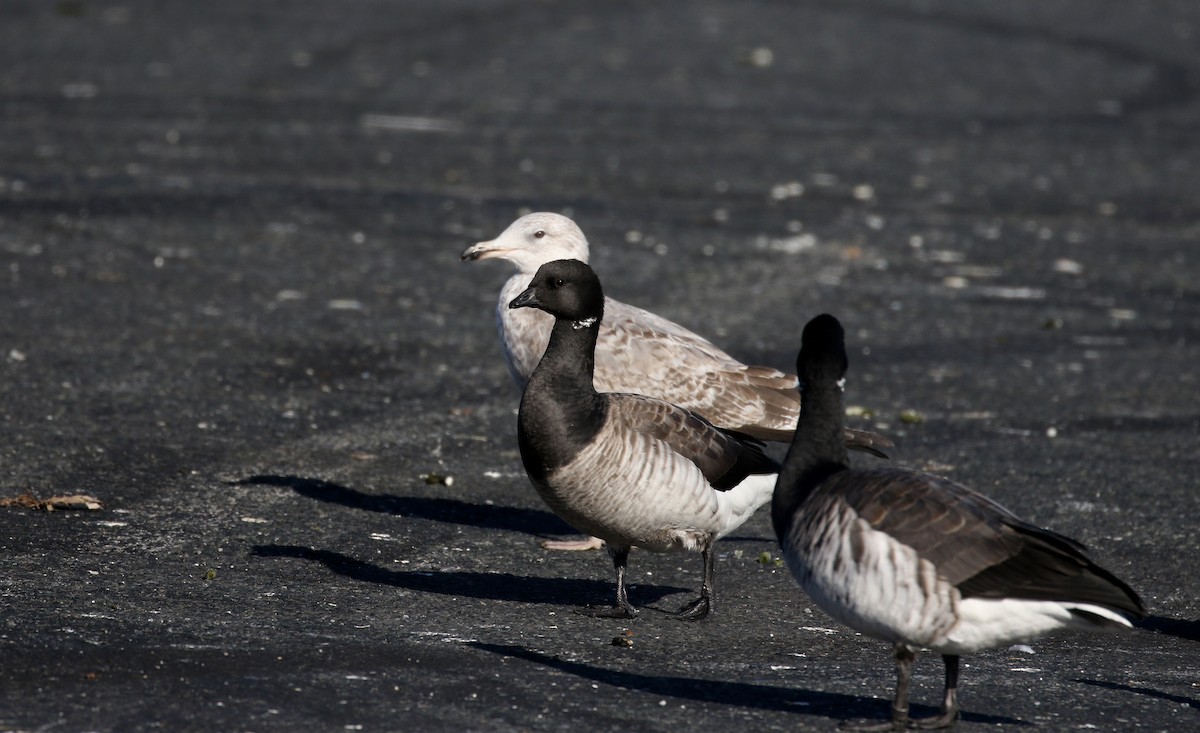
[
  {"xmin": 1052, "ymin": 258, "xmax": 1084, "ymax": 275},
  {"xmin": 765, "ymin": 234, "xmax": 816, "ymax": 254},
  {"xmin": 1046, "ymin": 426, "xmax": 1058, "ymax": 438},
  {"xmin": 747, "ymin": 47, "xmax": 774, "ymax": 68},
  {"xmin": 770, "ymin": 181, "xmax": 805, "ymax": 200}
]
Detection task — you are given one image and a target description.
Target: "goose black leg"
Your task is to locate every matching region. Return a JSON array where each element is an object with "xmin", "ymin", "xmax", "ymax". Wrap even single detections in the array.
[
  {"xmin": 842, "ymin": 645, "xmax": 915, "ymax": 731},
  {"xmin": 673, "ymin": 545, "xmax": 715, "ymax": 621},
  {"xmin": 579, "ymin": 545, "xmax": 637, "ymax": 619},
  {"xmin": 911, "ymin": 655, "xmax": 959, "ymax": 729}
]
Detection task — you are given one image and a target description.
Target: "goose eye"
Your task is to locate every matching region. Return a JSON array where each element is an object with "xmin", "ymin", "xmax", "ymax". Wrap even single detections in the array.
[
  {"xmin": 554, "ymin": 278, "xmax": 565, "ymax": 287},
  {"xmin": 533, "ymin": 230, "xmax": 546, "ymax": 239}
]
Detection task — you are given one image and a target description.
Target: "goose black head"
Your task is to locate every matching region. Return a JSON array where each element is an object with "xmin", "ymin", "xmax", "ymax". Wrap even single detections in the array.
[
  {"xmin": 796, "ymin": 313, "xmax": 849, "ymax": 390},
  {"xmin": 509, "ymin": 259, "xmax": 605, "ymax": 325}
]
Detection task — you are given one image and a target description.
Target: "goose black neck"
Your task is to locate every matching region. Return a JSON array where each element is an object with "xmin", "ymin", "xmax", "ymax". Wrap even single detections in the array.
[
  {"xmin": 772, "ymin": 378, "xmax": 850, "ymax": 536},
  {"xmin": 533, "ymin": 316, "xmax": 601, "ymax": 394},
  {"xmin": 517, "ymin": 315, "xmax": 607, "ymax": 483}
]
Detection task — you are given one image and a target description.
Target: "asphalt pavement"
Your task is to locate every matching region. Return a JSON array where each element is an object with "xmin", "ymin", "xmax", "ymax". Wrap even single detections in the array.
[{"xmin": 1, "ymin": 1, "xmax": 1198, "ymax": 731}]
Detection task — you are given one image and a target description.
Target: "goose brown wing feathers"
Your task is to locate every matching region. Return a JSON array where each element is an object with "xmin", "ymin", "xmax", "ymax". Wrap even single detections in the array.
[
  {"xmin": 826, "ymin": 467, "xmax": 1145, "ymax": 616},
  {"xmin": 605, "ymin": 393, "xmax": 780, "ymax": 490}
]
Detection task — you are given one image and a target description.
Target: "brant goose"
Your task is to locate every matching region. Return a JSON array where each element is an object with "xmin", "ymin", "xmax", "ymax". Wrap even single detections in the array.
[
  {"xmin": 510, "ymin": 259, "xmax": 781, "ymax": 620},
  {"xmin": 772, "ymin": 314, "xmax": 1146, "ymax": 729}
]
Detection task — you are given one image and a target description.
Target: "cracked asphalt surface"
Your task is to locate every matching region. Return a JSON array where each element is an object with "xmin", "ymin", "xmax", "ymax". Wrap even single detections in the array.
[{"xmin": 1, "ymin": 1, "xmax": 1198, "ymax": 731}]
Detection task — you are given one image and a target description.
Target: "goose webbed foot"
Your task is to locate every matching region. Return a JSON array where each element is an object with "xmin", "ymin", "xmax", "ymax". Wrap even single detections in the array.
[
  {"xmin": 838, "ymin": 706, "xmax": 908, "ymax": 731},
  {"xmin": 539, "ymin": 535, "xmax": 605, "ymax": 551},
  {"xmin": 672, "ymin": 595, "xmax": 711, "ymax": 621},
  {"xmin": 841, "ymin": 645, "xmax": 918, "ymax": 731},
  {"xmin": 576, "ymin": 603, "xmax": 637, "ymax": 619},
  {"xmin": 908, "ymin": 655, "xmax": 959, "ymax": 729},
  {"xmin": 670, "ymin": 545, "xmax": 715, "ymax": 621},
  {"xmin": 907, "ymin": 710, "xmax": 958, "ymax": 730},
  {"xmin": 844, "ymin": 652, "xmax": 958, "ymax": 730},
  {"xmin": 575, "ymin": 545, "xmax": 637, "ymax": 620},
  {"xmin": 840, "ymin": 709, "xmax": 955, "ymax": 731}
]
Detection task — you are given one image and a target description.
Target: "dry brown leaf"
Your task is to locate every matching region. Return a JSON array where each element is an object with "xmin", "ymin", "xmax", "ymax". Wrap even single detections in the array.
[
  {"xmin": 0, "ymin": 493, "xmax": 42, "ymax": 510},
  {"xmin": 44, "ymin": 494, "xmax": 104, "ymax": 511},
  {"xmin": 0, "ymin": 493, "xmax": 103, "ymax": 512}
]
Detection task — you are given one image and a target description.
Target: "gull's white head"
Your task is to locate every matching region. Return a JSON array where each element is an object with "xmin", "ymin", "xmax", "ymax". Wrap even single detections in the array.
[{"xmin": 461, "ymin": 212, "xmax": 591, "ymax": 275}]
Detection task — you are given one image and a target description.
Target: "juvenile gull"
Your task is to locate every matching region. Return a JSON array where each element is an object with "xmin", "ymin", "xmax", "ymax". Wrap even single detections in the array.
[
  {"xmin": 463, "ymin": 213, "xmax": 892, "ymax": 550},
  {"xmin": 510, "ymin": 259, "xmax": 780, "ymax": 620},
  {"xmin": 772, "ymin": 314, "xmax": 1146, "ymax": 729}
]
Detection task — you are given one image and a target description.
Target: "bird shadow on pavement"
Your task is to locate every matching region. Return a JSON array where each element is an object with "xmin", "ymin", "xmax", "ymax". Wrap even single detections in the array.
[
  {"xmin": 232, "ymin": 474, "xmax": 578, "ymax": 537},
  {"xmin": 1135, "ymin": 615, "xmax": 1200, "ymax": 642},
  {"xmin": 1075, "ymin": 679, "xmax": 1200, "ymax": 711},
  {"xmin": 468, "ymin": 642, "xmax": 1026, "ymax": 727},
  {"xmin": 250, "ymin": 544, "xmax": 686, "ymax": 608}
]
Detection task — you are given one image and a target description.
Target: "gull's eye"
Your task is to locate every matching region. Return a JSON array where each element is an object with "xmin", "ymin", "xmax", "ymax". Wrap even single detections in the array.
[{"xmin": 533, "ymin": 230, "xmax": 546, "ymax": 239}]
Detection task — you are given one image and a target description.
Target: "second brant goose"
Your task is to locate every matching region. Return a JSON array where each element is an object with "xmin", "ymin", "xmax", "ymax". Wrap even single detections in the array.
[
  {"xmin": 772, "ymin": 314, "xmax": 1146, "ymax": 729},
  {"xmin": 511, "ymin": 259, "xmax": 780, "ymax": 620}
]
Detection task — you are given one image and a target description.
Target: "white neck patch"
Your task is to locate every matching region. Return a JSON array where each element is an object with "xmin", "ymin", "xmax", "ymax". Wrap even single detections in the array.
[
  {"xmin": 836, "ymin": 377, "xmax": 846, "ymax": 392},
  {"xmin": 572, "ymin": 317, "xmax": 598, "ymax": 330}
]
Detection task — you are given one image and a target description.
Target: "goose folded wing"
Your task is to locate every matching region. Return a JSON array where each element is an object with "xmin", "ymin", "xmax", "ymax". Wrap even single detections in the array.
[
  {"xmin": 833, "ymin": 468, "xmax": 1144, "ymax": 616},
  {"xmin": 605, "ymin": 393, "xmax": 779, "ymax": 490}
]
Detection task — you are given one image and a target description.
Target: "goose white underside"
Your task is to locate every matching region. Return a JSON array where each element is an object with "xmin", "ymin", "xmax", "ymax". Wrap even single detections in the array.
[
  {"xmin": 944, "ymin": 597, "xmax": 1132, "ymax": 654},
  {"xmin": 783, "ymin": 505, "xmax": 1132, "ymax": 656},
  {"xmin": 536, "ymin": 421, "xmax": 776, "ymax": 553}
]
